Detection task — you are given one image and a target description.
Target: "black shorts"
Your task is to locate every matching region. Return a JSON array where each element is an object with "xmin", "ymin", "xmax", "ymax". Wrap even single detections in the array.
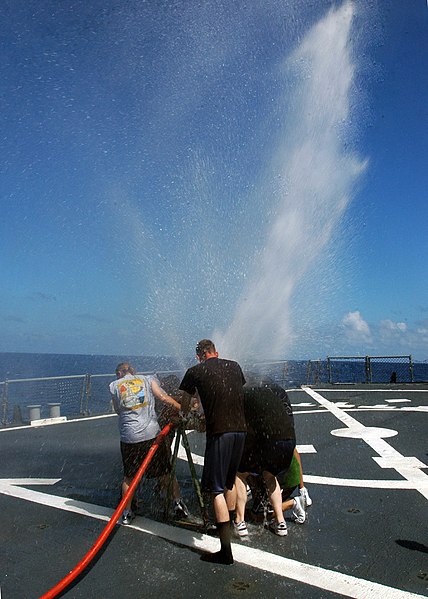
[
  {"xmin": 202, "ymin": 432, "xmax": 246, "ymax": 494},
  {"xmin": 239, "ymin": 438, "xmax": 296, "ymax": 477},
  {"xmin": 121, "ymin": 438, "xmax": 172, "ymax": 480}
]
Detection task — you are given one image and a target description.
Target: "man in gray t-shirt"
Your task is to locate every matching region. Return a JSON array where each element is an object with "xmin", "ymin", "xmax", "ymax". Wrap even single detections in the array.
[
  {"xmin": 110, "ymin": 362, "xmax": 189, "ymax": 525},
  {"xmin": 110, "ymin": 372, "xmax": 162, "ymax": 443}
]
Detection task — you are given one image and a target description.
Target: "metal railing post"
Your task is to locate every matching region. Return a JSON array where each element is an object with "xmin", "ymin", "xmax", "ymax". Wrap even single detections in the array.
[
  {"xmin": 79, "ymin": 375, "xmax": 88, "ymax": 415},
  {"xmin": 306, "ymin": 361, "xmax": 311, "ymax": 385},
  {"xmin": 409, "ymin": 355, "xmax": 414, "ymax": 383},
  {"xmin": 365, "ymin": 356, "xmax": 371, "ymax": 383},
  {"xmin": 85, "ymin": 374, "xmax": 91, "ymax": 415},
  {"xmin": 1, "ymin": 380, "xmax": 9, "ymax": 426}
]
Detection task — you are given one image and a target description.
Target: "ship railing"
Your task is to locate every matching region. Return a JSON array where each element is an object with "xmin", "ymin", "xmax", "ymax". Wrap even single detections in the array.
[
  {"xmin": 325, "ymin": 355, "xmax": 415, "ymax": 384},
  {"xmin": 1, "ymin": 356, "xmax": 425, "ymax": 426},
  {"xmin": 0, "ymin": 370, "xmax": 184, "ymax": 426}
]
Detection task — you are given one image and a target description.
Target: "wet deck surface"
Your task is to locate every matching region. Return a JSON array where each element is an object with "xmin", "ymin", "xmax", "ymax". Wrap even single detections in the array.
[{"xmin": 1, "ymin": 384, "xmax": 427, "ymax": 598}]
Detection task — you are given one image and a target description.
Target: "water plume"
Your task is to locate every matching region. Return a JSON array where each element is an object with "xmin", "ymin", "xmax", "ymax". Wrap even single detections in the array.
[{"xmin": 217, "ymin": 1, "xmax": 367, "ymax": 362}]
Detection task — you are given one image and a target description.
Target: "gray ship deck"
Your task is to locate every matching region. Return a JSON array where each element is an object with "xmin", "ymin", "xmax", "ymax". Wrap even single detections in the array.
[{"xmin": 1, "ymin": 384, "xmax": 427, "ymax": 598}]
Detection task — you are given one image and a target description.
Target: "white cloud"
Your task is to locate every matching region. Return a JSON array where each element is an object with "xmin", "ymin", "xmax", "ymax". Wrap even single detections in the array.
[
  {"xmin": 379, "ymin": 319, "xmax": 407, "ymax": 334},
  {"xmin": 338, "ymin": 313, "xmax": 427, "ymax": 360},
  {"xmin": 342, "ymin": 310, "xmax": 372, "ymax": 343}
]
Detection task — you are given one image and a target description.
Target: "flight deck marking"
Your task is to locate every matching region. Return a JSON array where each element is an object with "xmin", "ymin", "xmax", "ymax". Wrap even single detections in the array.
[
  {"xmin": 292, "ymin": 407, "xmax": 427, "ymax": 415},
  {"xmin": 303, "ymin": 475, "xmax": 428, "ymax": 490},
  {"xmin": 0, "ymin": 413, "xmax": 117, "ymax": 433},
  {"xmin": 302, "ymin": 387, "xmax": 428, "ymax": 500},
  {"xmin": 385, "ymin": 399, "xmax": 411, "ymax": 403},
  {"xmin": 176, "ymin": 438, "xmax": 316, "ymax": 466},
  {"xmin": 311, "ymin": 388, "xmax": 427, "ymax": 393},
  {"xmin": 0, "ymin": 481, "xmax": 424, "ymax": 599}
]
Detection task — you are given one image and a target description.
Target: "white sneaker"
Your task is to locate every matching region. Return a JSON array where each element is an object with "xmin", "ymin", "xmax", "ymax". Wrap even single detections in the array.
[
  {"xmin": 121, "ymin": 509, "xmax": 135, "ymax": 526},
  {"xmin": 268, "ymin": 519, "xmax": 288, "ymax": 536},
  {"xmin": 234, "ymin": 521, "xmax": 249, "ymax": 537},
  {"xmin": 292, "ymin": 496, "xmax": 306, "ymax": 524},
  {"xmin": 299, "ymin": 486, "xmax": 312, "ymax": 507},
  {"xmin": 173, "ymin": 498, "xmax": 189, "ymax": 519}
]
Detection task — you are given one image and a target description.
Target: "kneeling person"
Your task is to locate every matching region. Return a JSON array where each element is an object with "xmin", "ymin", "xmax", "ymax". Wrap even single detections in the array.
[{"xmin": 235, "ymin": 382, "xmax": 297, "ymax": 537}]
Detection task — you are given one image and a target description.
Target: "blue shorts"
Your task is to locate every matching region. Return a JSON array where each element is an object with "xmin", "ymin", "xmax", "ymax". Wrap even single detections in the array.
[{"xmin": 202, "ymin": 432, "xmax": 246, "ymax": 494}]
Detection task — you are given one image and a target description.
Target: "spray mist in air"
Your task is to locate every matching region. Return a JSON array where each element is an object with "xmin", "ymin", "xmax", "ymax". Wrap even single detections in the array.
[{"xmin": 217, "ymin": 1, "xmax": 367, "ymax": 362}]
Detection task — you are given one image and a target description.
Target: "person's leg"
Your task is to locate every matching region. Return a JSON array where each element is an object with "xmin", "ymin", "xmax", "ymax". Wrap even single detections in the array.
[
  {"xmin": 200, "ymin": 492, "xmax": 233, "ymax": 564},
  {"xmin": 294, "ymin": 448, "xmax": 312, "ymax": 506},
  {"xmin": 200, "ymin": 433, "xmax": 245, "ymax": 564},
  {"xmin": 281, "ymin": 486, "xmax": 306, "ymax": 524},
  {"xmin": 235, "ymin": 473, "xmax": 249, "ymax": 523},
  {"xmin": 158, "ymin": 472, "xmax": 180, "ymax": 498},
  {"xmin": 263, "ymin": 471, "xmax": 285, "ymax": 525},
  {"xmin": 156, "ymin": 467, "xmax": 189, "ymax": 518},
  {"xmin": 294, "ymin": 448, "xmax": 304, "ymax": 489},
  {"xmin": 122, "ymin": 476, "xmax": 133, "ymax": 511},
  {"xmin": 263, "ymin": 471, "xmax": 287, "ymax": 536},
  {"xmin": 120, "ymin": 441, "xmax": 141, "ymax": 521},
  {"xmin": 281, "ymin": 497, "xmax": 295, "ymax": 512},
  {"xmin": 213, "ymin": 491, "xmax": 230, "ymax": 523},
  {"xmin": 225, "ymin": 483, "xmax": 237, "ymax": 523}
]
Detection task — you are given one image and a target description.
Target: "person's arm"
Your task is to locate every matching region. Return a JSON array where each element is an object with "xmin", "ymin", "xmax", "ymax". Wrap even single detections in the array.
[
  {"xmin": 180, "ymin": 391, "xmax": 194, "ymax": 415},
  {"xmin": 151, "ymin": 378, "xmax": 181, "ymax": 411},
  {"xmin": 110, "ymin": 393, "xmax": 119, "ymax": 414},
  {"xmin": 178, "ymin": 368, "xmax": 198, "ymax": 416},
  {"xmin": 109, "ymin": 382, "xmax": 119, "ymax": 414}
]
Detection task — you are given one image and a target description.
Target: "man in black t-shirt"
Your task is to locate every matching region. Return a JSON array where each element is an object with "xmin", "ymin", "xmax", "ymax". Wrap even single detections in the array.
[{"xmin": 180, "ymin": 339, "xmax": 247, "ymax": 565}]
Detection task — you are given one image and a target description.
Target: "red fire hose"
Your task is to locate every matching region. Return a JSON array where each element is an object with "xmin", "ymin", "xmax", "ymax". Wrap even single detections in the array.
[{"xmin": 39, "ymin": 423, "xmax": 173, "ymax": 599}]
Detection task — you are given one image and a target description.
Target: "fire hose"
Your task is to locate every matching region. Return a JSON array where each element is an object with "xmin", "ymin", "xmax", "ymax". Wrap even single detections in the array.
[{"xmin": 39, "ymin": 423, "xmax": 173, "ymax": 599}]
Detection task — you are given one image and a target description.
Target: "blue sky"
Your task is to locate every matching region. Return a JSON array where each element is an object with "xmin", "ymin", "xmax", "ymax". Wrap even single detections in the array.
[{"xmin": 1, "ymin": 0, "xmax": 427, "ymax": 362}]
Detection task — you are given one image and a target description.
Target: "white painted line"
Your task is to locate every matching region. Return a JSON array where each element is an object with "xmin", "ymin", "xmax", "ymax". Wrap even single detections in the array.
[
  {"xmin": 303, "ymin": 475, "xmax": 428, "ymax": 490},
  {"xmin": 302, "ymin": 388, "xmax": 365, "ymax": 430},
  {"xmin": 357, "ymin": 405, "xmax": 396, "ymax": 410},
  {"xmin": 296, "ymin": 444, "xmax": 317, "ymax": 454},
  {"xmin": 0, "ymin": 413, "xmax": 117, "ymax": 433},
  {"xmin": 311, "ymin": 388, "xmax": 427, "ymax": 393},
  {"xmin": 31, "ymin": 416, "xmax": 67, "ymax": 426},
  {"xmin": 0, "ymin": 481, "xmax": 113, "ymax": 520},
  {"xmin": 293, "ymin": 407, "xmax": 427, "ymax": 415},
  {"xmin": 176, "ymin": 445, "xmax": 428, "ymax": 489},
  {"xmin": 331, "ymin": 427, "xmax": 398, "ymax": 440},
  {"xmin": 0, "ymin": 482, "xmax": 424, "ymax": 599},
  {"xmin": 177, "ymin": 441, "xmax": 317, "ymax": 466},
  {"xmin": 293, "ymin": 409, "xmax": 328, "ymax": 414},
  {"xmin": 373, "ymin": 457, "xmax": 427, "ymax": 469},
  {"xmin": 385, "ymin": 399, "xmax": 411, "ymax": 403},
  {"xmin": 177, "ymin": 443, "xmax": 204, "ymax": 466},
  {"xmin": 314, "ymin": 464, "xmax": 428, "ymax": 491},
  {"xmin": 291, "ymin": 402, "xmax": 316, "ymax": 407},
  {"xmin": 302, "ymin": 387, "xmax": 428, "ymax": 500},
  {"xmin": 0, "ymin": 478, "xmax": 61, "ymax": 486}
]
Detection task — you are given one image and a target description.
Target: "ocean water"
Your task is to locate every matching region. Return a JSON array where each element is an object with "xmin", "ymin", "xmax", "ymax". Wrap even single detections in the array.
[
  {"xmin": 0, "ymin": 352, "xmax": 183, "ymax": 382},
  {"xmin": 1, "ymin": 351, "xmax": 427, "ymax": 386},
  {"xmin": 1, "ymin": 352, "xmax": 426, "ymax": 425}
]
